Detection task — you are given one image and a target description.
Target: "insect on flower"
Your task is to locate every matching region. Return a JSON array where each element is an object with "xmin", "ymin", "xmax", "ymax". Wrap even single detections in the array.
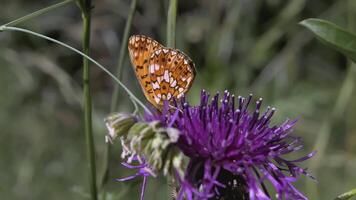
[{"xmin": 128, "ymin": 35, "xmax": 196, "ymax": 108}]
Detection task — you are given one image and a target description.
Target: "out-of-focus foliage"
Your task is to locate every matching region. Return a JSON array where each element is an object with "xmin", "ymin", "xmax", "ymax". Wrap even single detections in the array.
[{"xmin": 0, "ymin": 0, "xmax": 356, "ymax": 199}]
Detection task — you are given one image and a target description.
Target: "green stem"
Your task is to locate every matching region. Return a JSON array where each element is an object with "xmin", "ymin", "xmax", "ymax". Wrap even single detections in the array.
[
  {"xmin": 104, "ymin": 0, "xmax": 138, "ymax": 190},
  {"xmin": 307, "ymin": 2, "xmax": 356, "ymax": 199},
  {"xmin": 307, "ymin": 55, "xmax": 356, "ymax": 200},
  {"xmin": 99, "ymin": 142, "xmax": 111, "ymax": 190},
  {"xmin": 79, "ymin": 1, "xmax": 97, "ymax": 199},
  {"xmin": 0, "ymin": 26, "xmax": 151, "ymax": 114},
  {"xmin": 166, "ymin": 1, "xmax": 178, "ymax": 197},
  {"xmin": 166, "ymin": 0, "xmax": 178, "ymax": 48},
  {"xmin": 110, "ymin": 0, "xmax": 138, "ymax": 112},
  {"xmin": 2, "ymin": 0, "xmax": 74, "ymax": 27}
]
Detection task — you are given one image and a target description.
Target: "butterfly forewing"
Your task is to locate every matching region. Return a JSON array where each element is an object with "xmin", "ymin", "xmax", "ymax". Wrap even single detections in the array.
[
  {"xmin": 128, "ymin": 35, "xmax": 163, "ymax": 104},
  {"xmin": 128, "ymin": 35, "xmax": 195, "ymax": 108}
]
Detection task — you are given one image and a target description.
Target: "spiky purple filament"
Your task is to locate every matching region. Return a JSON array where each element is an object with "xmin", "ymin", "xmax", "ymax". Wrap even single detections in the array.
[{"xmin": 116, "ymin": 156, "xmax": 154, "ymax": 200}]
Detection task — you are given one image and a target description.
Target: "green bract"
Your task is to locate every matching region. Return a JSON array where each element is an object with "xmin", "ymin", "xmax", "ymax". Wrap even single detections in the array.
[{"xmin": 105, "ymin": 113, "xmax": 137, "ymax": 142}]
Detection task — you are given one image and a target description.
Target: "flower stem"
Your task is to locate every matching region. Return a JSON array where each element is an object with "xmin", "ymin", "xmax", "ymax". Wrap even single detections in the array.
[
  {"xmin": 166, "ymin": 0, "xmax": 178, "ymax": 198},
  {"xmin": 307, "ymin": 2, "xmax": 356, "ymax": 199},
  {"xmin": 110, "ymin": 0, "xmax": 138, "ymax": 112},
  {"xmin": 79, "ymin": 1, "xmax": 98, "ymax": 199},
  {"xmin": 102, "ymin": 0, "xmax": 138, "ymax": 190},
  {"xmin": 2, "ymin": 0, "xmax": 74, "ymax": 27},
  {"xmin": 166, "ymin": 0, "xmax": 178, "ymax": 48}
]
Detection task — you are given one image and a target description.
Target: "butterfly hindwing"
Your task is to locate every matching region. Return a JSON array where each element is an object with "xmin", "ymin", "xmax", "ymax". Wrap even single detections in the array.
[{"xmin": 167, "ymin": 49, "xmax": 195, "ymax": 99}]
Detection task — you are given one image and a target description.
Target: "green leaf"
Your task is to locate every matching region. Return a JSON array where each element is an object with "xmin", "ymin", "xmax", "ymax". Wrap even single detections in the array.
[
  {"xmin": 335, "ymin": 188, "xmax": 356, "ymax": 200},
  {"xmin": 300, "ymin": 18, "xmax": 356, "ymax": 63}
]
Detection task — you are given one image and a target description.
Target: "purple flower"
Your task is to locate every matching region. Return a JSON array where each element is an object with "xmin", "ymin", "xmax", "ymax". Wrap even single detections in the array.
[{"xmin": 145, "ymin": 90, "xmax": 315, "ymax": 200}]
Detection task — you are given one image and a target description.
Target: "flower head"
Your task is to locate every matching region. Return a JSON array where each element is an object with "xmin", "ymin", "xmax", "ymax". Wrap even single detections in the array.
[{"xmin": 145, "ymin": 90, "xmax": 315, "ymax": 200}]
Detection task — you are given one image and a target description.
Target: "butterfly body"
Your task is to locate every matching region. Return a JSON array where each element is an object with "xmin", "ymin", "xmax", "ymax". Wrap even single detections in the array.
[{"xmin": 128, "ymin": 35, "xmax": 196, "ymax": 108}]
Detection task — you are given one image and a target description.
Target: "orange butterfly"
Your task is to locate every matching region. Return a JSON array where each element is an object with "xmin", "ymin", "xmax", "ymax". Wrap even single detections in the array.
[{"xmin": 128, "ymin": 35, "xmax": 196, "ymax": 108}]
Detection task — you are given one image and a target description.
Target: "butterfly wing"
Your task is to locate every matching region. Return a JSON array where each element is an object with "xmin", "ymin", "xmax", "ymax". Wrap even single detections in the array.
[
  {"xmin": 128, "ymin": 35, "xmax": 163, "ymax": 106},
  {"xmin": 128, "ymin": 35, "xmax": 196, "ymax": 108}
]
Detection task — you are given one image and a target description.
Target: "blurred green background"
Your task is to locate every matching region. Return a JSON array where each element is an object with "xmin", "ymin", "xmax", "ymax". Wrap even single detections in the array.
[{"xmin": 1, "ymin": 0, "xmax": 356, "ymax": 199}]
